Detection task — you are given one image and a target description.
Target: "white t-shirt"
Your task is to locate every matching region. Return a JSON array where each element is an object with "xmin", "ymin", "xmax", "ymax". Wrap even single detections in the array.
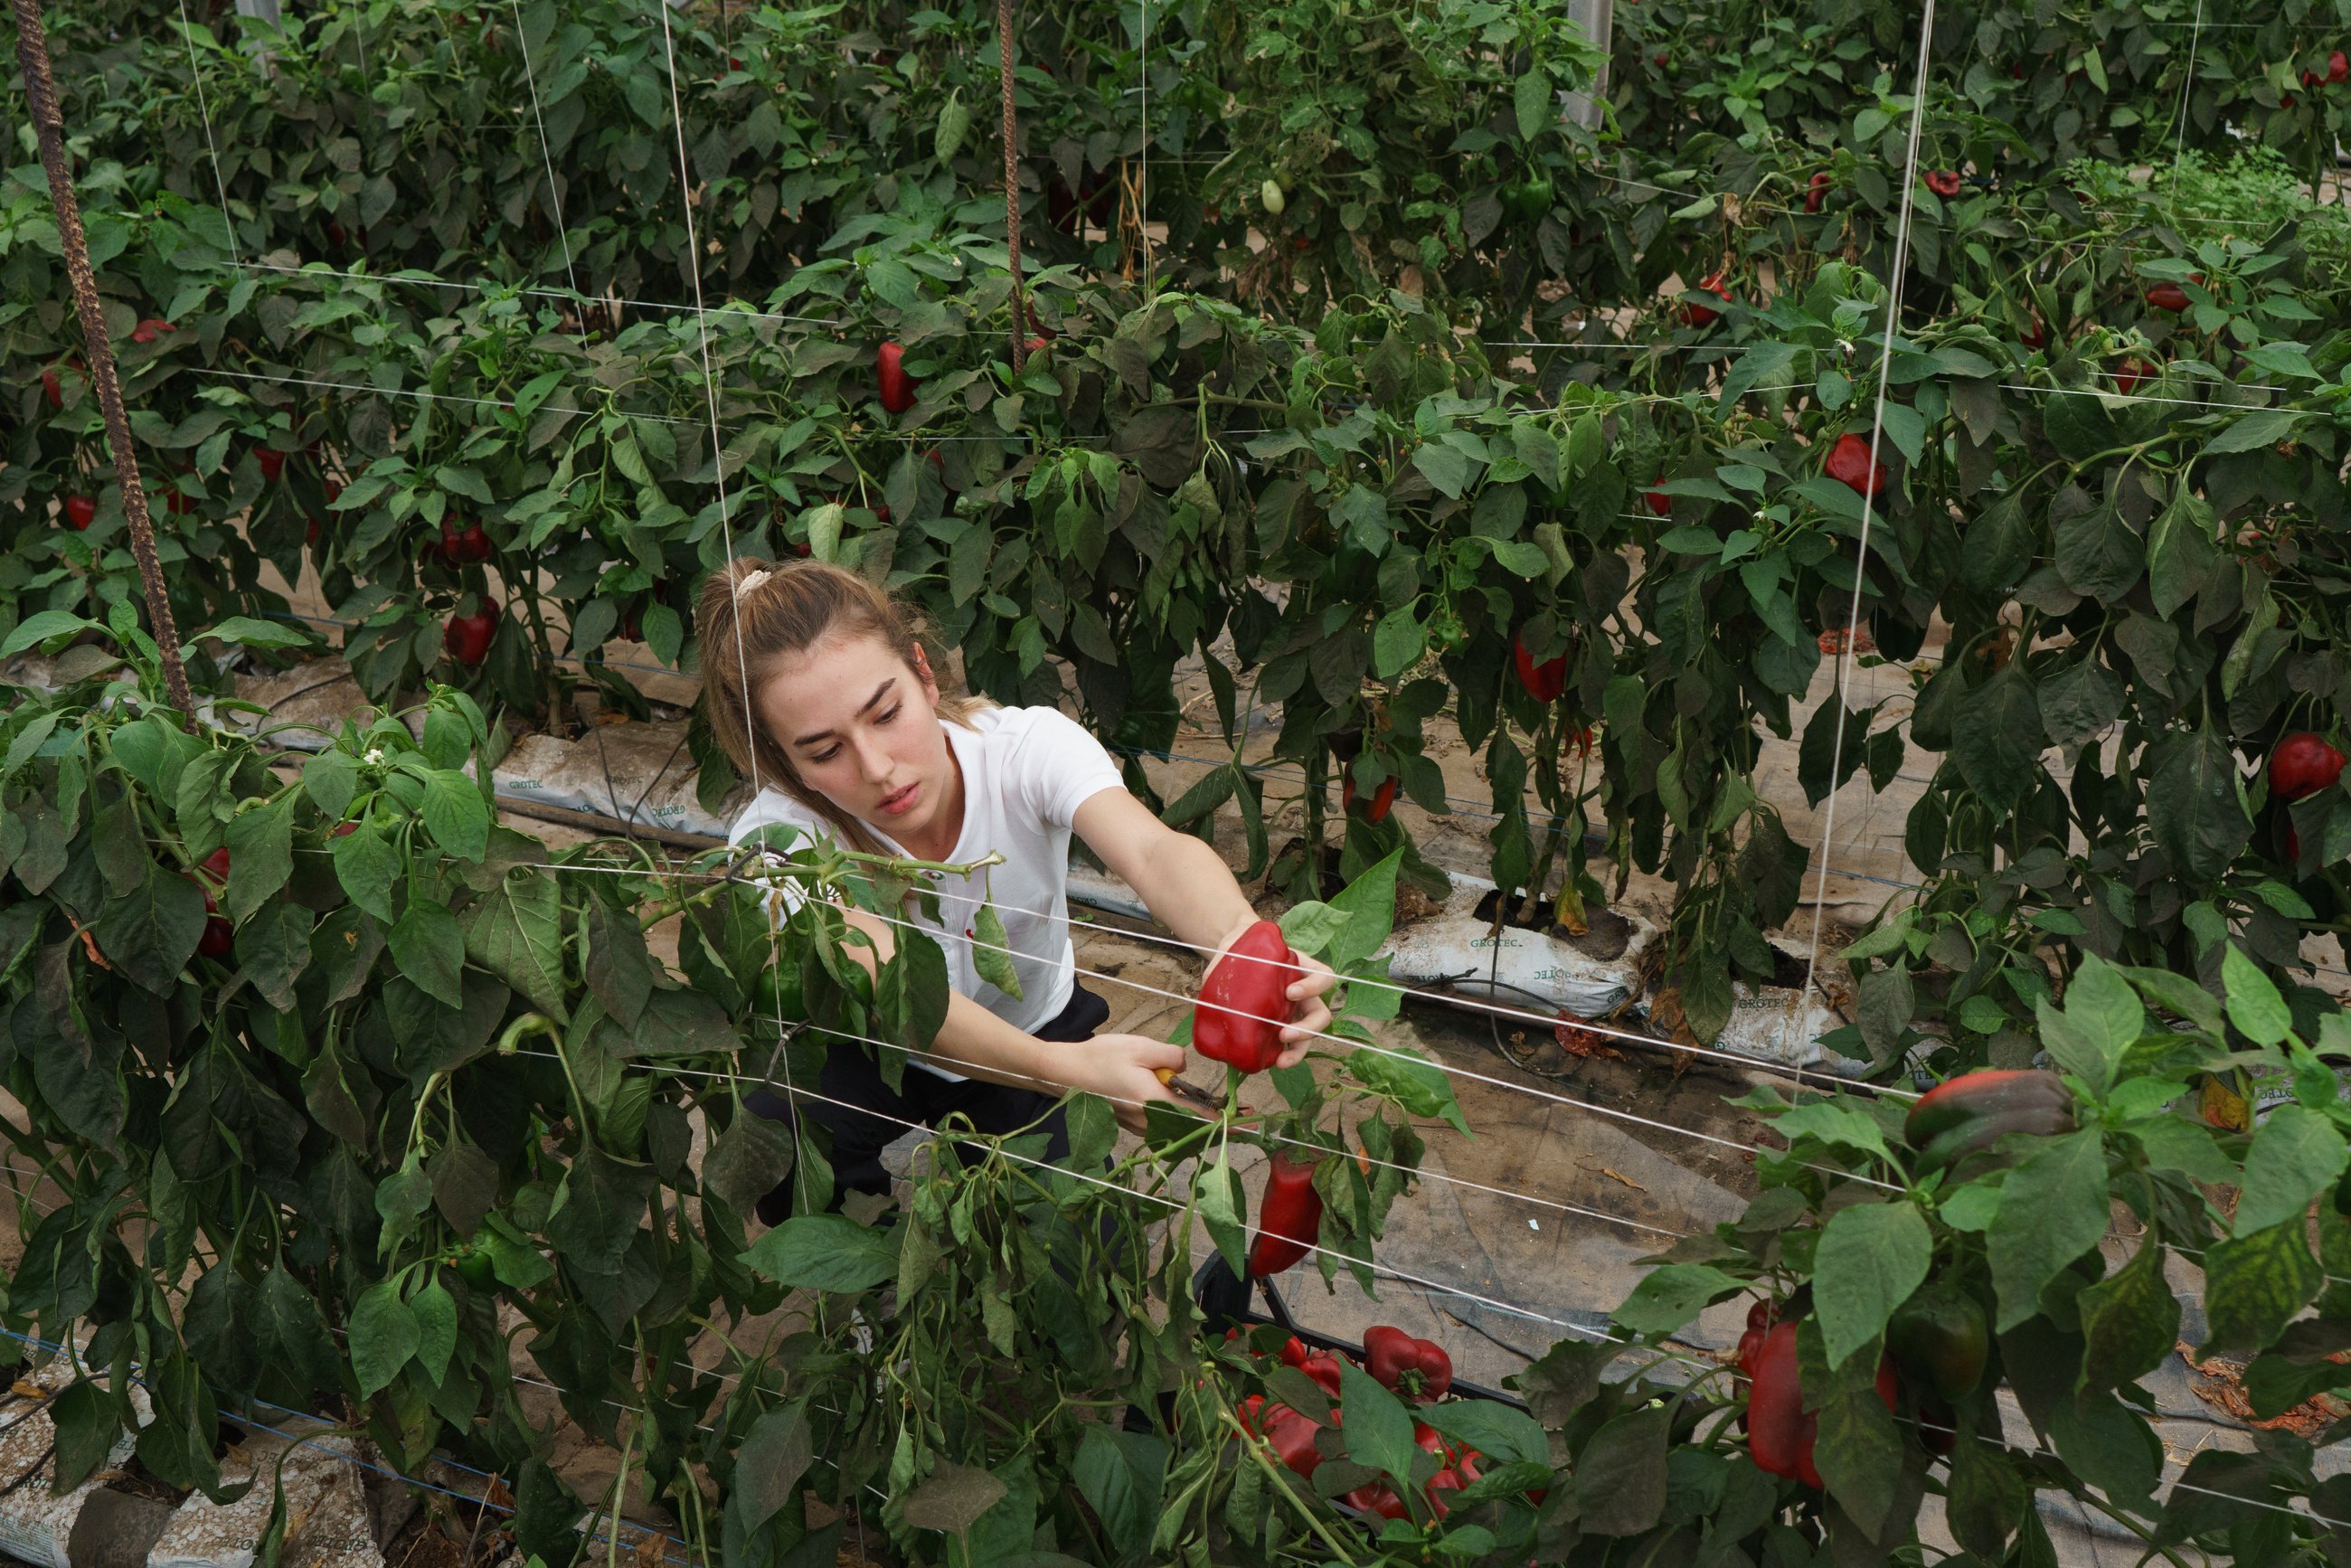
[{"xmin": 727, "ymin": 704, "xmax": 1127, "ymax": 1081}]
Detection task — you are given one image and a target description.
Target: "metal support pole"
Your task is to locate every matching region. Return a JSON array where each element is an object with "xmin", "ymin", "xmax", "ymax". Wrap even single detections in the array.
[{"xmin": 1563, "ymin": 0, "xmax": 1613, "ymax": 131}]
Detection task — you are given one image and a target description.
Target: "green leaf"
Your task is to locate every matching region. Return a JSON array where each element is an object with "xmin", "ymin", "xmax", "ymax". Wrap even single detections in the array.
[
  {"xmin": 1072, "ymin": 1426, "xmax": 1166, "ymax": 1559},
  {"xmin": 349, "ymin": 1280, "xmax": 419, "ymax": 1397},
  {"xmin": 2035, "ymin": 955, "xmax": 2143, "ymax": 1096},
  {"xmin": 1951, "ymin": 666, "xmax": 2041, "ymax": 808},
  {"xmin": 2234, "ymin": 1104, "xmax": 2347, "ymax": 1235},
  {"xmin": 1195, "ymin": 1156, "xmax": 1248, "ymax": 1279},
  {"xmin": 2204, "ymin": 1220, "xmax": 2322, "ymax": 1356},
  {"xmin": 92, "ymin": 866, "xmax": 208, "ymax": 996},
  {"xmin": 1371, "ymin": 605, "xmax": 1425, "ymax": 678},
  {"xmin": 2146, "ymin": 727, "xmax": 2251, "ymax": 883},
  {"xmin": 203, "ymin": 616, "xmax": 315, "ymax": 650},
  {"xmin": 1612, "ymin": 1262, "xmax": 1743, "ymax": 1335},
  {"xmin": 389, "ymin": 899, "xmax": 467, "ymax": 1010},
  {"xmin": 1423, "ymin": 1399, "xmax": 1548, "ymax": 1466},
  {"xmin": 741, "ymin": 1213, "xmax": 902, "ymax": 1292},
  {"xmin": 731, "ymin": 1404, "xmax": 815, "ymax": 1535},
  {"xmin": 410, "ymin": 1279, "xmax": 458, "ymax": 1386},
  {"xmin": 1513, "ymin": 68, "xmax": 1550, "ymax": 141},
  {"xmin": 2078, "ymin": 1239, "xmax": 2179, "ymax": 1393},
  {"xmin": 332, "ymin": 823, "xmax": 400, "ymax": 922},
  {"xmin": 2206, "ymin": 407, "xmax": 2304, "ymax": 455},
  {"xmin": 1337, "ymin": 1359, "xmax": 1418, "ymax": 1484},
  {"xmin": 2221, "ymin": 944, "xmax": 2292, "ymax": 1047},
  {"xmin": 2146, "ymin": 487, "xmax": 2220, "ymax": 619},
  {"xmin": 1813, "ymin": 1381, "xmax": 1904, "ymax": 1540},
  {"xmin": 1574, "ymin": 1405, "xmax": 1670, "ymax": 1536},
  {"xmin": 47, "ymin": 1381, "xmax": 120, "ymax": 1492},
  {"xmin": 1986, "ymin": 1129, "xmax": 2111, "ymax": 1331},
  {"xmin": 420, "ymin": 770, "xmax": 490, "ymax": 860},
  {"xmin": 463, "ymin": 869, "xmax": 569, "ymax": 1021},
  {"xmin": 0, "ymin": 610, "xmax": 99, "ymax": 657},
  {"xmin": 1815, "ymin": 1204, "xmax": 1931, "ymax": 1368},
  {"xmin": 222, "ymin": 796, "xmax": 295, "ymax": 923}
]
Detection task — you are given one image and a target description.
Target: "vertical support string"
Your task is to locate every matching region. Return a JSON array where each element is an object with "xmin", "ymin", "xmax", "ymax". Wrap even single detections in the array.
[
  {"xmin": 1789, "ymin": 0, "xmax": 1940, "ymax": 1045},
  {"xmin": 172, "ymin": 0, "xmax": 241, "ymax": 266},
  {"xmin": 507, "ymin": 0, "xmax": 581, "ymax": 299}
]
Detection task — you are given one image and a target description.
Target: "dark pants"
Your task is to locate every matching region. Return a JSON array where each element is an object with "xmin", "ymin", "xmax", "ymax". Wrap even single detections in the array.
[{"xmin": 747, "ymin": 982, "xmax": 1110, "ymax": 1225}]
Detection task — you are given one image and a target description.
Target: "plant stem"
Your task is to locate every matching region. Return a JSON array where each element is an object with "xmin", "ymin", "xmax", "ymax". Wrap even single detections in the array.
[{"xmin": 1219, "ymin": 1409, "xmax": 1364, "ymax": 1565}]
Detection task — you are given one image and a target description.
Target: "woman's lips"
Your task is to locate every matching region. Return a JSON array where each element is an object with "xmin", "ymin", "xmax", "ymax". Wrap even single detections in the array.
[{"xmin": 877, "ymin": 782, "xmax": 920, "ymax": 816}]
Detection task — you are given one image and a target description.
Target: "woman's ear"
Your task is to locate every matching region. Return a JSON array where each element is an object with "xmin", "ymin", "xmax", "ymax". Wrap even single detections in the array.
[{"xmin": 911, "ymin": 645, "xmax": 941, "ymax": 702}]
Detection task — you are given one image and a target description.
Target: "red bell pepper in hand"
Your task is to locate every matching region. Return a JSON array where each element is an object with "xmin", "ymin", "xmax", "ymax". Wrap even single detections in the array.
[
  {"xmin": 1363, "ymin": 1326, "xmax": 1452, "ymax": 1403},
  {"xmin": 1193, "ymin": 920, "xmax": 1299, "ymax": 1072},
  {"xmin": 1513, "ymin": 634, "xmax": 1568, "ymax": 703},
  {"xmin": 1248, "ymin": 1149, "xmax": 1323, "ymax": 1277}
]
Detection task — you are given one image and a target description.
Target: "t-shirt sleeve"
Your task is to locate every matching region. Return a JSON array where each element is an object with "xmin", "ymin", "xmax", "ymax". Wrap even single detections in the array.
[{"xmin": 1011, "ymin": 707, "xmax": 1127, "ymax": 828}]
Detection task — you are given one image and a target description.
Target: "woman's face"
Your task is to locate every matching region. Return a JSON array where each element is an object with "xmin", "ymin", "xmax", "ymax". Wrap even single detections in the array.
[{"xmin": 753, "ymin": 631, "xmax": 954, "ymax": 839}]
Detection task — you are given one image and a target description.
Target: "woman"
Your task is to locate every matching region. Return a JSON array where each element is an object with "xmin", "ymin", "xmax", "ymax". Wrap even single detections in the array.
[{"xmin": 696, "ymin": 558, "xmax": 1334, "ymax": 1223}]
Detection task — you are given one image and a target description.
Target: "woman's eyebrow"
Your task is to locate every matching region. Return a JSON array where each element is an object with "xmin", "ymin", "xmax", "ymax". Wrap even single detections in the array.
[{"xmin": 793, "ymin": 678, "xmax": 897, "ymax": 747}]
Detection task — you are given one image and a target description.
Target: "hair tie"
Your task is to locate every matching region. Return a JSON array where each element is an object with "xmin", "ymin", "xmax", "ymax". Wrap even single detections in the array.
[{"xmin": 736, "ymin": 568, "xmax": 772, "ymax": 597}]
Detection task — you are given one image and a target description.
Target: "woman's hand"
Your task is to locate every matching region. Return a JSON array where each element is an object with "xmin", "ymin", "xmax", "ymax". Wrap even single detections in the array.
[
  {"xmin": 1072, "ymin": 1033, "xmax": 1190, "ymax": 1134},
  {"xmin": 1204, "ymin": 921, "xmax": 1339, "ymax": 1072},
  {"xmin": 1272, "ymin": 952, "xmax": 1336, "ymax": 1070}
]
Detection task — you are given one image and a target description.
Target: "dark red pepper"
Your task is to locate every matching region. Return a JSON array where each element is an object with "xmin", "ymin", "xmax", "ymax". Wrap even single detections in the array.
[
  {"xmin": 1240, "ymin": 1395, "xmax": 1324, "ymax": 1478},
  {"xmin": 2271, "ymin": 732, "xmax": 2346, "ymax": 801},
  {"xmin": 1513, "ymin": 635, "xmax": 1567, "ymax": 704},
  {"xmin": 2114, "ymin": 357, "xmax": 2157, "ymax": 394},
  {"xmin": 443, "ymin": 600, "xmax": 499, "ymax": 666},
  {"xmin": 1924, "ymin": 169, "xmax": 1961, "ymax": 198},
  {"xmin": 130, "ymin": 318, "xmax": 175, "ymax": 345},
  {"xmin": 1343, "ymin": 1482, "xmax": 1407, "ymax": 1519},
  {"xmin": 877, "ymin": 342, "xmax": 917, "ymax": 414},
  {"xmin": 1248, "ymin": 1149, "xmax": 1323, "ymax": 1277},
  {"xmin": 1194, "ymin": 920, "xmax": 1298, "ymax": 1072},
  {"xmin": 1679, "ymin": 269, "xmax": 1730, "ymax": 328},
  {"xmin": 2145, "ymin": 282, "xmax": 2190, "ymax": 312},
  {"xmin": 1823, "ymin": 433, "xmax": 1886, "ymax": 499},
  {"xmin": 1362, "ymin": 1326, "xmax": 1451, "ymax": 1403},
  {"xmin": 189, "ymin": 850, "xmax": 233, "ymax": 959},
  {"xmin": 257, "ymin": 448, "xmax": 285, "ymax": 482},
  {"xmin": 63, "ymin": 496, "xmax": 95, "ymax": 530},
  {"xmin": 1643, "ymin": 482, "xmax": 1673, "ymax": 517},
  {"xmin": 1903, "ymin": 1068, "xmax": 2075, "ymax": 1175},
  {"xmin": 1343, "ymin": 774, "xmax": 1398, "ymax": 823},
  {"xmin": 1747, "ymin": 1319, "xmax": 1897, "ymax": 1486},
  {"xmin": 1804, "ymin": 171, "xmax": 1831, "ymax": 213}
]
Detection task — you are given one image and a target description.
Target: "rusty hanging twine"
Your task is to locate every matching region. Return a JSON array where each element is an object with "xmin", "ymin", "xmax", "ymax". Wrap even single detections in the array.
[
  {"xmin": 996, "ymin": 0, "xmax": 1026, "ymax": 373},
  {"xmin": 12, "ymin": 0, "xmax": 198, "ymax": 718}
]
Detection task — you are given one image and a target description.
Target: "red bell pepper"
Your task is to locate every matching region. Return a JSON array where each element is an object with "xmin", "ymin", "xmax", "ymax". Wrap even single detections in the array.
[
  {"xmin": 1923, "ymin": 169, "xmax": 1961, "ymax": 198},
  {"xmin": 1343, "ymin": 773, "xmax": 1398, "ymax": 823},
  {"xmin": 257, "ymin": 448, "xmax": 285, "ymax": 482},
  {"xmin": 1239, "ymin": 1395, "xmax": 1324, "ymax": 1478},
  {"xmin": 1679, "ymin": 269, "xmax": 1730, "ymax": 328},
  {"xmin": 2145, "ymin": 282, "xmax": 2190, "ymax": 312},
  {"xmin": 877, "ymin": 342, "xmax": 917, "ymax": 413},
  {"xmin": 1248, "ymin": 1149, "xmax": 1323, "ymax": 1276},
  {"xmin": 1513, "ymin": 635, "xmax": 1568, "ymax": 703},
  {"xmin": 1343, "ymin": 1482, "xmax": 1407, "ymax": 1519},
  {"xmin": 1804, "ymin": 172, "xmax": 1831, "ymax": 213},
  {"xmin": 1823, "ymin": 433, "xmax": 1886, "ymax": 499},
  {"xmin": 1903, "ymin": 1068, "xmax": 2075, "ymax": 1174},
  {"xmin": 1747, "ymin": 1319, "xmax": 1897, "ymax": 1486},
  {"xmin": 1362, "ymin": 1326, "xmax": 1452, "ymax": 1403},
  {"xmin": 64, "ymin": 496, "xmax": 96, "ymax": 530},
  {"xmin": 1274, "ymin": 1332, "xmax": 1347, "ymax": 1392},
  {"xmin": 2114, "ymin": 357, "xmax": 2157, "ymax": 394},
  {"xmin": 188, "ymin": 851, "xmax": 234, "ymax": 958},
  {"xmin": 2271, "ymin": 732, "xmax": 2346, "ymax": 801},
  {"xmin": 1194, "ymin": 920, "xmax": 1299, "ymax": 1072},
  {"xmin": 443, "ymin": 600, "xmax": 500, "ymax": 666}
]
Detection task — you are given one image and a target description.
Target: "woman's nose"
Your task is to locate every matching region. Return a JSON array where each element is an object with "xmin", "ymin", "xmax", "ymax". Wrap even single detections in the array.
[{"xmin": 851, "ymin": 729, "xmax": 891, "ymax": 781}]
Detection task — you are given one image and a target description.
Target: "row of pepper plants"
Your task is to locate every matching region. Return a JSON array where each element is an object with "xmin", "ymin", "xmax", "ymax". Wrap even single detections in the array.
[
  {"xmin": 12, "ymin": 140, "xmax": 2351, "ymax": 1057},
  {"xmin": 7, "ymin": 630, "xmax": 2351, "ymax": 1563}
]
